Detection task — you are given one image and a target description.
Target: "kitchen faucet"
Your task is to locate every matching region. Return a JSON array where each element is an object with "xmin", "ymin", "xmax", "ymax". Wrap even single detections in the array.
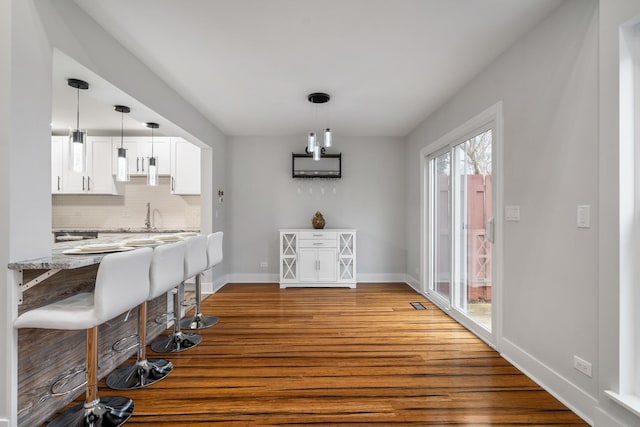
[{"xmin": 145, "ymin": 202, "xmax": 151, "ymax": 229}]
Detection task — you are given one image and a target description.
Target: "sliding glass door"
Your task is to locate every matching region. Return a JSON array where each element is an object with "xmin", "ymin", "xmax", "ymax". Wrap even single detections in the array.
[{"xmin": 427, "ymin": 126, "xmax": 494, "ymax": 333}]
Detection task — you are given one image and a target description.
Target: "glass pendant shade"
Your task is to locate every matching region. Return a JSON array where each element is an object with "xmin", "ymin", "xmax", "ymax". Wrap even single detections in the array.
[
  {"xmin": 67, "ymin": 78, "xmax": 89, "ymax": 173},
  {"xmin": 116, "ymin": 147, "xmax": 129, "ymax": 182},
  {"xmin": 313, "ymin": 144, "xmax": 321, "ymax": 161},
  {"xmin": 324, "ymin": 128, "xmax": 332, "ymax": 148},
  {"xmin": 145, "ymin": 122, "xmax": 160, "ymax": 187},
  {"xmin": 69, "ymin": 129, "xmax": 86, "ymax": 172},
  {"xmin": 307, "ymin": 132, "xmax": 316, "ymax": 154},
  {"xmin": 114, "ymin": 105, "xmax": 131, "ymax": 182},
  {"xmin": 147, "ymin": 157, "xmax": 158, "ymax": 186}
]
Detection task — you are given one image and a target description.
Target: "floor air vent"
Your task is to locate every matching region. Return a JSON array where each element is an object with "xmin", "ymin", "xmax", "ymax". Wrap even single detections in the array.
[{"xmin": 410, "ymin": 302, "xmax": 426, "ymax": 310}]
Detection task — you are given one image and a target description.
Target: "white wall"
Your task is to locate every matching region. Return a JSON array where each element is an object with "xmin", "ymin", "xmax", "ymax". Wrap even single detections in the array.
[
  {"xmin": 595, "ymin": 1, "xmax": 640, "ymax": 426},
  {"xmin": 1, "ymin": 1, "xmax": 54, "ymax": 424},
  {"xmin": 0, "ymin": 1, "xmax": 227, "ymax": 424},
  {"xmin": 227, "ymin": 136, "xmax": 406, "ymax": 282},
  {"xmin": 406, "ymin": 0, "xmax": 600, "ymax": 422}
]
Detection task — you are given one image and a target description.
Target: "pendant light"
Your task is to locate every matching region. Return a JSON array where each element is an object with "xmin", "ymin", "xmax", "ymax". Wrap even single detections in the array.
[
  {"xmin": 114, "ymin": 105, "xmax": 131, "ymax": 182},
  {"xmin": 145, "ymin": 122, "xmax": 159, "ymax": 186},
  {"xmin": 306, "ymin": 92, "xmax": 332, "ymax": 161},
  {"xmin": 67, "ymin": 79, "xmax": 89, "ymax": 173}
]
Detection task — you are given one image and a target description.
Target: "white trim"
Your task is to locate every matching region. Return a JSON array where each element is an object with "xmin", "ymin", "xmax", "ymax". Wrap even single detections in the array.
[
  {"xmin": 419, "ymin": 101, "xmax": 504, "ymax": 349},
  {"xmin": 226, "ymin": 273, "xmax": 279, "ymax": 283},
  {"xmin": 500, "ymin": 337, "xmax": 595, "ymax": 426},
  {"xmin": 605, "ymin": 391, "xmax": 640, "ymax": 418},
  {"xmin": 404, "ymin": 274, "xmax": 420, "ymax": 292},
  {"xmin": 357, "ymin": 273, "xmax": 408, "ymax": 283},
  {"xmin": 593, "ymin": 406, "xmax": 629, "ymax": 427},
  {"xmin": 0, "ymin": 419, "xmax": 9, "ymax": 427}
]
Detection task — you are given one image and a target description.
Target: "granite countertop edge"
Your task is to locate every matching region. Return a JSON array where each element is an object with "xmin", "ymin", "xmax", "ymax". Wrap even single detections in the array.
[{"xmin": 53, "ymin": 228, "xmax": 200, "ymax": 233}]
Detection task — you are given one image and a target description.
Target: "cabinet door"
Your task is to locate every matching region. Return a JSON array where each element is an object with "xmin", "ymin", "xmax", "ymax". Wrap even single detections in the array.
[
  {"xmin": 171, "ymin": 140, "xmax": 201, "ymax": 195},
  {"xmin": 61, "ymin": 138, "xmax": 87, "ymax": 194},
  {"xmin": 88, "ymin": 138, "xmax": 117, "ymax": 194},
  {"xmin": 51, "ymin": 137, "xmax": 65, "ymax": 194},
  {"xmin": 298, "ymin": 248, "xmax": 318, "ymax": 282},
  {"xmin": 317, "ymin": 248, "xmax": 337, "ymax": 282},
  {"xmin": 338, "ymin": 232, "xmax": 356, "ymax": 282},
  {"xmin": 138, "ymin": 138, "xmax": 171, "ymax": 176}
]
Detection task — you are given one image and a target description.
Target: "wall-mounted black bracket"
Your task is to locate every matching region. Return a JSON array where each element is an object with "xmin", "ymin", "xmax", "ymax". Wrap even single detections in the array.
[{"xmin": 292, "ymin": 152, "xmax": 341, "ymax": 179}]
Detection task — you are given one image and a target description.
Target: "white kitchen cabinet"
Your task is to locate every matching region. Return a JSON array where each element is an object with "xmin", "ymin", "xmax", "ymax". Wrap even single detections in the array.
[
  {"xmin": 279, "ymin": 229, "xmax": 356, "ymax": 288},
  {"xmin": 52, "ymin": 136, "xmax": 121, "ymax": 195},
  {"xmin": 51, "ymin": 136, "xmax": 65, "ymax": 194},
  {"xmin": 170, "ymin": 139, "xmax": 201, "ymax": 195},
  {"xmin": 112, "ymin": 137, "xmax": 171, "ymax": 176}
]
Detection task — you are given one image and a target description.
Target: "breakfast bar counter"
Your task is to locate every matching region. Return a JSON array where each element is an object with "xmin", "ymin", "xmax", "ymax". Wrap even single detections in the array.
[{"xmin": 8, "ymin": 237, "xmax": 176, "ymax": 426}]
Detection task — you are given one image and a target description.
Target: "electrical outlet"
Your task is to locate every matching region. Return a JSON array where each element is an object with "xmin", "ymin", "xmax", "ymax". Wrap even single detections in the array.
[
  {"xmin": 259, "ymin": 261, "xmax": 268, "ymax": 268},
  {"xmin": 573, "ymin": 355, "xmax": 592, "ymax": 377}
]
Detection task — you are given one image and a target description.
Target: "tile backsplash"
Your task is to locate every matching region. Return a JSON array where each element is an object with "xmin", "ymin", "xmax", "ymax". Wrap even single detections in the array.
[{"xmin": 53, "ymin": 176, "xmax": 200, "ymax": 230}]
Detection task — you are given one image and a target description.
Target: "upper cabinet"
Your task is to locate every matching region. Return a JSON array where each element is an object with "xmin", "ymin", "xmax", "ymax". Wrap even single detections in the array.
[
  {"xmin": 170, "ymin": 139, "xmax": 201, "ymax": 195},
  {"xmin": 51, "ymin": 136, "xmax": 200, "ymax": 195},
  {"xmin": 51, "ymin": 136, "xmax": 121, "ymax": 195},
  {"xmin": 111, "ymin": 137, "xmax": 171, "ymax": 177}
]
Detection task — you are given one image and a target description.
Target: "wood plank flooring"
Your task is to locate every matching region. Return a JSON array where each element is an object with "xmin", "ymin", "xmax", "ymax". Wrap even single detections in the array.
[{"xmin": 46, "ymin": 283, "xmax": 587, "ymax": 426}]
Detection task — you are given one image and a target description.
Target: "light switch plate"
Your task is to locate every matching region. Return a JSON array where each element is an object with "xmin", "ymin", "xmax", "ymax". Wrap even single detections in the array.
[
  {"xmin": 577, "ymin": 205, "xmax": 590, "ymax": 228},
  {"xmin": 505, "ymin": 205, "xmax": 520, "ymax": 221}
]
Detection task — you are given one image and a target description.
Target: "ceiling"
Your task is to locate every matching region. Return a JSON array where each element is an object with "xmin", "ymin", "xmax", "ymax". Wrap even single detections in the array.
[{"xmin": 55, "ymin": 0, "xmax": 564, "ymax": 136}]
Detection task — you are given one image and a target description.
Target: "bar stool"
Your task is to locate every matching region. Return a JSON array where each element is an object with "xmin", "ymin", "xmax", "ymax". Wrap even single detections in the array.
[
  {"xmin": 150, "ymin": 240, "xmax": 203, "ymax": 353},
  {"xmin": 180, "ymin": 234, "xmax": 219, "ymax": 330},
  {"xmin": 14, "ymin": 247, "xmax": 153, "ymax": 427},
  {"xmin": 106, "ymin": 243, "xmax": 184, "ymax": 390}
]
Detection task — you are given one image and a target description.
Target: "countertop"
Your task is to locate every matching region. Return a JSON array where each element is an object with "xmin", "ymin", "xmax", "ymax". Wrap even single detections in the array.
[
  {"xmin": 9, "ymin": 233, "xmax": 197, "ymax": 270},
  {"xmin": 53, "ymin": 228, "xmax": 200, "ymax": 234}
]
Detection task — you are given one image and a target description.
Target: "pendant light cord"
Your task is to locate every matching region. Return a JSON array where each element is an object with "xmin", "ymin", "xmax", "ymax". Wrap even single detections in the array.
[
  {"xmin": 120, "ymin": 110, "xmax": 124, "ymax": 149},
  {"xmin": 76, "ymin": 87, "xmax": 80, "ymax": 131},
  {"xmin": 151, "ymin": 128, "xmax": 155, "ymax": 157}
]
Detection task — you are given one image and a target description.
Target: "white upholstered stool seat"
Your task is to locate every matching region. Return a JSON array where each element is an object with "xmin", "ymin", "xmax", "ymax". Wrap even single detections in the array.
[
  {"xmin": 149, "ymin": 240, "xmax": 203, "ymax": 353},
  {"xmin": 106, "ymin": 242, "xmax": 190, "ymax": 389},
  {"xmin": 180, "ymin": 234, "xmax": 219, "ymax": 330},
  {"xmin": 14, "ymin": 247, "xmax": 153, "ymax": 427}
]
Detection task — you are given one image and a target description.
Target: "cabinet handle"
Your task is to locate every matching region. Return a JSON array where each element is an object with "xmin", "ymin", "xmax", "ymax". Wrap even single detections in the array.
[
  {"xmin": 313, "ymin": 234, "xmax": 323, "ymax": 237},
  {"xmin": 313, "ymin": 242, "xmax": 323, "ymax": 246},
  {"xmin": 82, "ymin": 176, "xmax": 85, "ymax": 191},
  {"xmin": 136, "ymin": 157, "xmax": 140, "ymax": 173},
  {"xmin": 141, "ymin": 157, "xmax": 145, "ymax": 172},
  {"xmin": 87, "ymin": 177, "xmax": 91, "ymax": 191},
  {"xmin": 171, "ymin": 176, "xmax": 175, "ymax": 191},
  {"xmin": 57, "ymin": 176, "xmax": 61, "ymax": 191}
]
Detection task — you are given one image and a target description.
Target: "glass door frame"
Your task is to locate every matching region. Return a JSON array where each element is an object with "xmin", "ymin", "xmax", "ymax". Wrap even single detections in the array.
[{"xmin": 420, "ymin": 102, "xmax": 503, "ymax": 349}]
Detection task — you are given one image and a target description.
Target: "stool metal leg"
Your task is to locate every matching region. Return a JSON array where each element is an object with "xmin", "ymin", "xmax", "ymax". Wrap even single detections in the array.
[
  {"xmin": 106, "ymin": 302, "xmax": 173, "ymax": 390},
  {"xmin": 180, "ymin": 273, "xmax": 219, "ymax": 330},
  {"xmin": 151, "ymin": 286, "xmax": 202, "ymax": 353},
  {"xmin": 48, "ymin": 327, "xmax": 134, "ymax": 427}
]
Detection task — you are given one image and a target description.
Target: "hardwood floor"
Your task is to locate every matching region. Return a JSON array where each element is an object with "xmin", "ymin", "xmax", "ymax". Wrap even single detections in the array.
[{"xmin": 48, "ymin": 283, "xmax": 587, "ymax": 426}]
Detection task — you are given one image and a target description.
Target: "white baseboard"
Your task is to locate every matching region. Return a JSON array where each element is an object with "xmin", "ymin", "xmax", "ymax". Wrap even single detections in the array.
[
  {"xmin": 404, "ymin": 274, "xmax": 420, "ymax": 291},
  {"xmin": 500, "ymin": 337, "xmax": 596, "ymax": 426},
  {"xmin": 592, "ymin": 405, "xmax": 628, "ymax": 427},
  {"xmin": 357, "ymin": 273, "xmax": 409, "ymax": 283},
  {"xmin": 225, "ymin": 273, "xmax": 279, "ymax": 283},
  {"xmin": 0, "ymin": 418, "xmax": 10, "ymax": 427}
]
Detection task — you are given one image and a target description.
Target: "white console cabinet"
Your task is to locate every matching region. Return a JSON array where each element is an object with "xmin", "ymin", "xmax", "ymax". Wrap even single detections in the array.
[{"xmin": 279, "ymin": 229, "xmax": 356, "ymax": 288}]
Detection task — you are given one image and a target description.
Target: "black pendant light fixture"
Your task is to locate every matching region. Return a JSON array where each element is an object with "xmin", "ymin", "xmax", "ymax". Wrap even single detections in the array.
[
  {"xmin": 145, "ymin": 122, "xmax": 159, "ymax": 186},
  {"xmin": 306, "ymin": 92, "xmax": 332, "ymax": 161},
  {"xmin": 114, "ymin": 105, "xmax": 131, "ymax": 182},
  {"xmin": 67, "ymin": 78, "xmax": 89, "ymax": 172}
]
